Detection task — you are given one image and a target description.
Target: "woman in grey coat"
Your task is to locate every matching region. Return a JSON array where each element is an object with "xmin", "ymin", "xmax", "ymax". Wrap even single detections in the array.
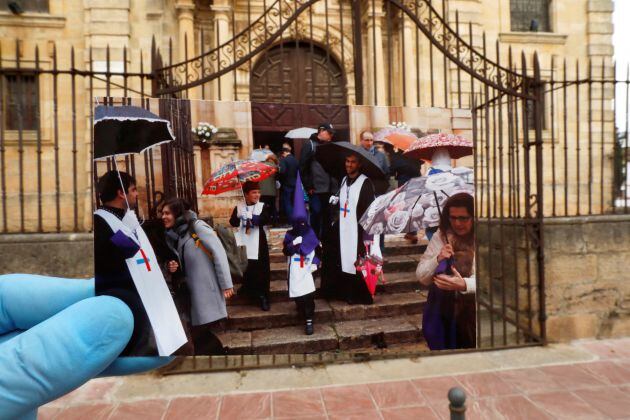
[{"xmin": 162, "ymin": 198, "xmax": 234, "ymax": 355}]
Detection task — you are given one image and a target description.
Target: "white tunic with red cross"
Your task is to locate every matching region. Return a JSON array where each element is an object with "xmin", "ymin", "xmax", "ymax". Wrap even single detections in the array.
[
  {"xmin": 94, "ymin": 209, "xmax": 187, "ymax": 356},
  {"xmin": 338, "ymin": 174, "xmax": 367, "ymax": 274},
  {"xmin": 287, "ymin": 249, "xmax": 317, "ymax": 298}
]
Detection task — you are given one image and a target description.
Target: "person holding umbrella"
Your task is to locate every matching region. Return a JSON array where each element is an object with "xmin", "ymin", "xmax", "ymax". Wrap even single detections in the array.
[
  {"xmin": 94, "ymin": 171, "xmax": 155, "ymax": 355},
  {"xmin": 321, "ymin": 152, "xmax": 381, "ymax": 305},
  {"xmin": 229, "ymin": 181, "xmax": 272, "ymax": 311},
  {"xmin": 299, "ymin": 122, "xmax": 336, "ymax": 238},
  {"xmin": 415, "ymin": 192, "xmax": 476, "ymax": 350},
  {"xmin": 92, "ymin": 104, "xmax": 187, "ymax": 357}
]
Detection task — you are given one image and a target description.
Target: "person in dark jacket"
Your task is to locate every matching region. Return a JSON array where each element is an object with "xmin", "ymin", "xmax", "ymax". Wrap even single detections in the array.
[
  {"xmin": 93, "ymin": 170, "xmax": 155, "ymax": 356},
  {"xmin": 279, "ymin": 143, "xmax": 299, "ymax": 223},
  {"xmin": 360, "ymin": 131, "xmax": 389, "ymax": 173},
  {"xmin": 299, "ymin": 123, "xmax": 336, "ymax": 238}
]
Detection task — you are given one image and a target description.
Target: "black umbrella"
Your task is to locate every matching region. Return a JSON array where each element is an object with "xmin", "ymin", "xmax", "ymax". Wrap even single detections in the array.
[
  {"xmin": 93, "ymin": 105, "xmax": 175, "ymax": 159},
  {"xmin": 315, "ymin": 141, "xmax": 386, "ymax": 179},
  {"xmin": 315, "ymin": 141, "xmax": 388, "ymax": 194}
]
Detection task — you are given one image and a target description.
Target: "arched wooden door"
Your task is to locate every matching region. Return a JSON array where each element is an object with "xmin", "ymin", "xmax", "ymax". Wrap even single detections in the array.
[{"xmin": 250, "ymin": 41, "xmax": 346, "ymax": 104}]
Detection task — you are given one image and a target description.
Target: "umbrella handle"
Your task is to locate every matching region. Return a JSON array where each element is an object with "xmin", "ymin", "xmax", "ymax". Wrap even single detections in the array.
[{"xmin": 113, "ymin": 157, "xmax": 131, "ymax": 210}]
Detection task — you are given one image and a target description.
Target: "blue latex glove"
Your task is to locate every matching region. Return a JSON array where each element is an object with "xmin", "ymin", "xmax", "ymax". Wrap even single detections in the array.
[{"xmin": 0, "ymin": 274, "xmax": 172, "ymax": 419}]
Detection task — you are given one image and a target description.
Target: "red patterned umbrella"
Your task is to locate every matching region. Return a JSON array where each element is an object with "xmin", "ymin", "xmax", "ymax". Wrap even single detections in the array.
[
  {"xmin": 403, "ymin": 133, "xmax": 473, "ymax": 161},
  {"xmin": 202, "ymin": 159, "xmax": 277, "ymax": 195}
]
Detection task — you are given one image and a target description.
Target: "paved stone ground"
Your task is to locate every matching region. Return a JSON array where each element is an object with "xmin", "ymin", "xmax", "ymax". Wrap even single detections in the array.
[{"xmin": 40, "ymin": 337, "xmax": 630, "ymax": 419}]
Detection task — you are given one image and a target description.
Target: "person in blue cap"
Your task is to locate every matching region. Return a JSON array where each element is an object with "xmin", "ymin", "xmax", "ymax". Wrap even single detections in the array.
[{"xmin": 282, "ymin": 172, "xmax": 321, "ymax": 335}]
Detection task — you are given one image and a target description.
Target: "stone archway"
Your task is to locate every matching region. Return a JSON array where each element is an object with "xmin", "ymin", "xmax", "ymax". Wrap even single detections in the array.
[{"xmin": 250, "ymin": 41, "xmax": 347, "ymax": 104}]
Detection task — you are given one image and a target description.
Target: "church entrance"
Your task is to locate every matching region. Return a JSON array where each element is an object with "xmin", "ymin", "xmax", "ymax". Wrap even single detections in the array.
[{"xmin": 250, "ymin": 41, "xmax": 349, "ymax": 156}]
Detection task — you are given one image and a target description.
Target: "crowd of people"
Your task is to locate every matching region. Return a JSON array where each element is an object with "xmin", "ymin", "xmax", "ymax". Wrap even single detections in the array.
[{"xmin": 93, "ymin": 122, "xmax": 476, "ymax": 356}]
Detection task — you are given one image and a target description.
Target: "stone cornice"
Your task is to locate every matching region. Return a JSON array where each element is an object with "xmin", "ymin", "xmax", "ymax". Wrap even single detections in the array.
[
  {"xmin": 499, "ymin": 32, "xmax": 568, "ymax": 45},
  {"xmin": 0, "ymin": 12, "xmax": 65, "ymax": 29}
]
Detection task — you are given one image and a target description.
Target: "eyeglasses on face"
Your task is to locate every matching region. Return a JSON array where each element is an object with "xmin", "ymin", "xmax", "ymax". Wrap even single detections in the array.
[{"xmin": 449, "ymin": 216, "xmax": 472, "ymax": 222}]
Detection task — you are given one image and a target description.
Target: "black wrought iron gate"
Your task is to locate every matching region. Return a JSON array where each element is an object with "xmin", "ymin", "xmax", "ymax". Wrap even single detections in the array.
[{"xmin": 148, "ymin": 0, "xmax": 547, "ymax": 368}]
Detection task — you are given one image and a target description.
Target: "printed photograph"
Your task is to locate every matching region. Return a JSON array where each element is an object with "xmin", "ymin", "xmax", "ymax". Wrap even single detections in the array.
[{"xmin": 92, "ymin": 97, "xmax": 476, "ymax": 356}]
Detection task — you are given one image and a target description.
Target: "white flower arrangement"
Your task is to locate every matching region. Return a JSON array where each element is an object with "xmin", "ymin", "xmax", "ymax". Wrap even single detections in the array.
[
  {"xmin": 389, "ymin": 121, "xmax": 409, "ymax": 131},
  {"xmin": 191, "ymin": 122, "xmax": 219, "ymax": 143}
]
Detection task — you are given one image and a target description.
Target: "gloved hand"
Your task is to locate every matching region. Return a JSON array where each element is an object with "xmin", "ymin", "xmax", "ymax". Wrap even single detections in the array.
[
  {"xmin": 0, "ymin": 274, "xmax": 171, "ymax": 419},
  {"xmin": 329, "ymin": 195, "xmax": 339, "ymax": 205},
  {"xmin": 292, "ymin": 236, "xmax": 303, "ymax": 246}
]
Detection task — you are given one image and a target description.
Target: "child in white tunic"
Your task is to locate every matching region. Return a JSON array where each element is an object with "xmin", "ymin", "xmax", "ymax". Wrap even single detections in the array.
[{"xmin": 282, "ymin": 172, "xmax": 321, "ymax": 335}]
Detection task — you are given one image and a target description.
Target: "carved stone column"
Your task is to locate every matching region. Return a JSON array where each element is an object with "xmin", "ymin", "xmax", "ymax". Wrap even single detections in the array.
[
  {"xmin": 211, "ymin": 1, "xmax": 235, "ymax": 102},
  {"xmin": 402, "ymin": 19, "xmax": 417, "ymax": 107},
  {"xmin": 366, "ymin": 0, "xmax": 387, "ymax": 106},
  {"xmin": 176, "ymin": 0, "xmax": 199, "ymax": 99}
]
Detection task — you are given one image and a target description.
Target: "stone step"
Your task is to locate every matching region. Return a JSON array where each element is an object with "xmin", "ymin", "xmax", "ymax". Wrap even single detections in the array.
[
  {"xmin": 226, "ymin": 291, "xmax": 427, "ymax": 331},
  {"xmin": 227, "ymin": 271, "xmax": 424, "ymax": 305},
  {"xmin": 216, "ymin": 315, "xmax": 424, "ymax": 354},
  {"xmin": 266, "ymin": 241, "xmax": 427, "ymax": 263}
]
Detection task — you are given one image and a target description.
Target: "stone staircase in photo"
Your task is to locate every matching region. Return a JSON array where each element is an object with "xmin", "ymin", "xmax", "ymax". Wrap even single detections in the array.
[{"xmin": 215, "ymin": 229, "xmax": 430, "ymax": 354}]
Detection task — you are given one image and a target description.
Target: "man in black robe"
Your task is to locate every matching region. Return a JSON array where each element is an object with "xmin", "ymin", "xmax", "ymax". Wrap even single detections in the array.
[
  {"xmin": 321, "ymin": 153, "xmax": 377, "ymax": 305},
  {"xmin": 229, "ymin": 181, "xmax": 272, "ymax": 311},
  {"xmin": 94, "ymin": 170, "xmax": 156, "ymax": 355}
]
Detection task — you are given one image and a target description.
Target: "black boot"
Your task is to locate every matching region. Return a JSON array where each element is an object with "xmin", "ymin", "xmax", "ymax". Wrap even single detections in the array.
[
  {"xmin": 260, "ymin": 295, "xmax": 270, "ymax": 311},
  {"xmin": 305, "ymin": 319, "xmax": 314, "ymax": 335}
]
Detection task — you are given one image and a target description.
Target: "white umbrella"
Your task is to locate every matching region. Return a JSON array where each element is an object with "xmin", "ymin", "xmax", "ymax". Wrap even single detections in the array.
[{"xmin": 285, "ymin": 127, "xmax": 317, "ymax": 139}]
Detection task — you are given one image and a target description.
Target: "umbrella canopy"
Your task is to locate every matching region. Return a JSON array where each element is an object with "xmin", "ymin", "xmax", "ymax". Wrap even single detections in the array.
[
  {"xmin": 314, "ymin": 141, "xmax": 386, "ymax": 181},
  {"xmin": 374, "ymin": 127, "xmax": 417, "ymax": 151},
  {"xmin": 403, "ymin": 133, "xmax": 473, "ymax": 162},
  {"xmin": 250, "ymin": 148, "xmax": 274, "ymax": 162},
  {"xmin": 285, "ymin": 127, "xmax": 317, "ymax": 139},
  {"xmin": 93, "ymin": 105, "xmax": 175, "ymax": 159},
  {"xmin": 202, "ymin": 159, "xmax": 277, "ymax": 195},
  {"xmin": 359, "ymin": 172, "xmax": 473, "ymax": 235}
]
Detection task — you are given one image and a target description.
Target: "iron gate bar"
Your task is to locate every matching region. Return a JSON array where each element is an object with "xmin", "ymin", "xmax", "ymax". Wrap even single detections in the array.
[
  {"xmin": 588, "ymin": 59, "xmax": 593, "ymax": 215},
  {"xmin": 34, "ymin": 46, "xmax": 42, "ymax": 232},
  {"xmin": 0, "ymin": 42, "xmax": 5, "ymax": 233},
  {"xmin": 533, "ymin": 53, "xmax": 547, "ymax": 342},
  {"xmin": 550, "ymin": 56, "xmax": 556, "ymax": 216},
  {"xmin": 351, "ymin": 0, "xmax": 363, "ymax": 105}
]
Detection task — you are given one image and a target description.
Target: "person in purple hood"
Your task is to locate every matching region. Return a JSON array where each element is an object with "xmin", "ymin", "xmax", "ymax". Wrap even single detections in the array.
[{"xmin": 282, "ymin": 172, "xmax": 321, "ymax": 335}]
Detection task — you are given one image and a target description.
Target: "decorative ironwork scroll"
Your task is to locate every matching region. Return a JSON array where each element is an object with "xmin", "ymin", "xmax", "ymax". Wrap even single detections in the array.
[
  {"xmin": 154, "ymin": 0, "xmax": 319, "ymax": 95},
  {"xmin": 389, "ymin": 0, "xmax": 532, "ymax": 99}
]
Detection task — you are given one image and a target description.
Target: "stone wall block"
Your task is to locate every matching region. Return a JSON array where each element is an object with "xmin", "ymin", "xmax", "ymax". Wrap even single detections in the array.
[
  {"xmin": 88, "ymin": 22, "xmax": 131, "ymax": 36},
  {"xmin": 587, "ymin": 44, "xmax": 614, "ymax": 56},
  {"xmin": 90, "ymin": 9, "xmax": 130, "ymax": 22},
  {"xmin": 582, "ymin": 220, "xmax": 630, "ymax": 252},
  {"xmin": 451, "ymin": 117, "xmax": 472, "ymax": 130},
  {"xmin": 546, "ymin": 313, "xmax": 600, "ymax": 341},
  {"xmin": 587, "ymin": 0, "xmax": 614, "ymax": 12},
  {"xmin": 587, "ymin": 22, "xmax": 614, "ymax": 34},
  {"xmin": 544, "ymin": 224, "xmax": 587, "ymax": 253},
  {"xmin": 451, "ymin": 108, "xmax": 472, "ymax": 119},
  {"xmin": 545, "ymin": 254, "xmax": 598, "ymax": 285},
  {"xmin": 85, "ymin": 0, "xmax": 130, "ymax": 9},
  {"xmin": 595, "ymin": 252, "xmax": 630, "ymax": 282}
]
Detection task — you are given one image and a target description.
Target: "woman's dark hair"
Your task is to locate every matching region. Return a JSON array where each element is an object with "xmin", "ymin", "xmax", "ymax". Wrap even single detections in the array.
[
  {"xmin": 162, "ymin": 197, "xmax": 190, "ymax": 220},
  {"xmin": 97, "ymin": 170, "xmax": 136, "ymax": 203},
  {"xmin": 438, "ymin": 192, "xmax": 474, "ymax": 234}
]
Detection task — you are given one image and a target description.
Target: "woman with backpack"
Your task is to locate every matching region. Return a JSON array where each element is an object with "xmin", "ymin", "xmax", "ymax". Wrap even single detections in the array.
[{"xmin": 162, "ymin": 197, "xmax": 234, "ymax": 355}]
